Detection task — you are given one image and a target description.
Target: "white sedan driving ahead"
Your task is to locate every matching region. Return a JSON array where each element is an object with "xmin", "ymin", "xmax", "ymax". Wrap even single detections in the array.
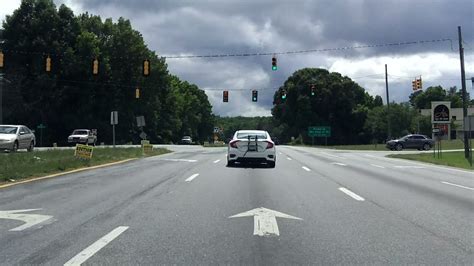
[{"xmin": 227, "ymin": 130, "xmax": 276, "ymax": 168}]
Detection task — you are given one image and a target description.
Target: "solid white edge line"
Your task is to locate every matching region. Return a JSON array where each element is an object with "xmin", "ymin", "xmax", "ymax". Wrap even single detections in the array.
[
  {"xmin": 287, "ymin": 157, "xmax": 292, "ymax": 160},
  {"xmin": 185, "ymin": 173, "xmax": 200, "ymax": 182},
  {"xmin": 441, "ymin": 181, "xmax": 474, "ymax": 191},
  {"xmin": 366, "ymin": 154, "xmax": 474, "ymax": 175},
  {"xmin": 331, "ymin": 162, "xmax": 347, "ymax": 166},
  {"xmin": 370, "ymin": 164, "xmax": 385, "ymax": 168},
  {"xmin": 302, "ymin": 166, "xmax": 311, "ymax": 172},
  {"xmin": 339, "ymin": 187, "xmax": 365, "ymax": 201},
  {"xmin": 213, "ymin": 159, "xmax": 221, "ymax": 163},
  {"xmin": 64, "ymin": 226, "xmax": 129, "ymax": 266}
]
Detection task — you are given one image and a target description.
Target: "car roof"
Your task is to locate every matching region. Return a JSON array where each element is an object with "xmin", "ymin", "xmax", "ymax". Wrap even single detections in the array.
[
  {"xmin": 0, "ymin": 125, "xmax": 24, "ymax": 127},
  {"xmin": 73, "ymin": 129, "xmax": 89, "ymax": 131},
  {"xmin": 236, "ymin": 130, "xmax": 267, "ymax": 134}
]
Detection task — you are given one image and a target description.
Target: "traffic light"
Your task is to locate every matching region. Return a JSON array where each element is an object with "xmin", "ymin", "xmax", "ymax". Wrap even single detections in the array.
[
  {"xmin": 310, "ymin": 84, "xmax": 316, "ymax": 96},
  {"xmin": 135, "ymin": 88, "xmax": 140, "ymax": 99},
  {"xmin": 92, "ymin": 58, "xmax": 99, "ymax": 75},
  {"xmin": 272, "ymin": 56, "xmax": 277, "ymax": 71},
  {"xmin": 252, "ymin": 90, "xmax": 258, "ymax": 102},
  {"xmin": 0, "ymin": 51, "xmax": 4, "ymax": 68},
  {"xmin": 223, "ymin": 90, "xmax": 229, "ymax": 102},
  {"xmin": 412, "ymin": 80, "xmax": 417, "ymax": 91},
  {"xmin": 281, "ymin": 90, "xmax": 287, "ymax": 100},
  {"xmin": 45, "ymin": 55, "xmax": 52, "ymax": 72},
  {"xmin": 143, "ymin": 59, "xmax": 150, "ymax": 76},
  {"xmin": 416, "ymin": 77, "xmax": 422, "ymax": 89}
]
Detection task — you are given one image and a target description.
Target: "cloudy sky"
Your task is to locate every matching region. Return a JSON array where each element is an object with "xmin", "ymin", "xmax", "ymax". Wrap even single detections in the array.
[{"xmin": 1, "ymin": 0, "xmax": 473, "ymax": 116}]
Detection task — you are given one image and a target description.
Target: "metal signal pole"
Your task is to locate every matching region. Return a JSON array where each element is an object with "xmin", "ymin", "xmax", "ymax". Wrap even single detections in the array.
[{"xmin": 385, "ymin": 64, "xmax": 391, "ymax": 140}]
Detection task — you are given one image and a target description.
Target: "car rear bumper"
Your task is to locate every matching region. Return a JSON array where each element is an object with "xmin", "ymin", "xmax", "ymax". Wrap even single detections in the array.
[{"xmin": 228, "ymin": 149, "xmax": 276, "ymax": 163}]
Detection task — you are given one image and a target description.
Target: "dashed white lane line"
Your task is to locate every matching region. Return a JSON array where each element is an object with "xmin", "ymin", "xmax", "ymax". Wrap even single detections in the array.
[
  {"xmin": 64, "ymin": 226, "xmax": 129, "ymax": 266},
  {"xmin": 331, "ymin": 162, "xmax": 347, "ymax": 166},
  {"xmin": 185, "ymin": 174, "xmax": 200, "ymax": 182},
  {"xmin": 370, "ymin": 164, "xmax": 385, "ymax": 168},
  {"xmin": 213, "ymin": 159, "xmax": 221, "ymax": 164},
  {"xmin": 287, "ymin": 157, "xmax": 292, "ymax": 161},
  {"xmin": 321, "ymin": 152, "xmax": 345, "ymax": 159},
  {"xmin": 338, "ymin": 188, "xmax": 365, "ymax": 201},
  {"xmin": 279, "ymin": 152, "xmax": 283, "ymax": 155},
  {"xmin": 441, "ymin": 181, "xmax": 474, "ymax": 191},
  {"xmin": 302, "ymin": 166, "xmax": 311, "ymax": 172}
]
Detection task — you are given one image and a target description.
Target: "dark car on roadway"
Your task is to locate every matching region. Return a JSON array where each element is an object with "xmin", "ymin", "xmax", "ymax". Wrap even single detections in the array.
[{"xmin": 386, "ymin": 134, "xmax": 434, "ymax": 151}]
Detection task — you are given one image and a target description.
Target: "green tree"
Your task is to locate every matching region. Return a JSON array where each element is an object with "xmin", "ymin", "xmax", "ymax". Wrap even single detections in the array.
[{"xmin": 272, "ymin": 68, "xmax": 374, "ymax": 145}]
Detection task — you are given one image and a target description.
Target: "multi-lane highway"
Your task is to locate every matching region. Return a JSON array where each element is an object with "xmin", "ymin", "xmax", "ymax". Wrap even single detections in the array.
[{"xmin": 0, "ymin": 145, "xmax": 473, "ymax": 264}]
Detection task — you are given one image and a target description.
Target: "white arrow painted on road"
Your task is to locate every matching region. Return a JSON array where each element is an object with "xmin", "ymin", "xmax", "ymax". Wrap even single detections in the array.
[
  {"xmin": 0, "ymin": 209, "xmax": 53, "ymax": 231},
  {"xmin": 229, "ymin": 207, "xmax": 302, "ymax": 237}
]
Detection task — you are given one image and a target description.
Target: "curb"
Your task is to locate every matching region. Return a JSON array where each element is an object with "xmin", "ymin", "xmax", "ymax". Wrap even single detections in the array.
[{"xmin": 0, "ymin": 158, "xmax": 137, "ymax": 189}]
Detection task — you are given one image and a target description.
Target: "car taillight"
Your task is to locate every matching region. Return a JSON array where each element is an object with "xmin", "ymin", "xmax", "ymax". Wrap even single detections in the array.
[
  {"xmin": 266, "ymin": 141, "xmax": 274, "ymax": 149},
  {"xmin": 230, "ymin": 140, "xmax": 239, "ymax": 148}
]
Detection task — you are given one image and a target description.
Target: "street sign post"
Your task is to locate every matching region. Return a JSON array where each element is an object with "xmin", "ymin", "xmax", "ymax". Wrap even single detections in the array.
[
  {"xmin": 136, "ymin": 116, "xmax": 146, "ymax": 127},
  {"xmin": 37, "ymin": 124, "xmax": 46, "ymax": 147},
  {"xmin": 464, "ymin": 116, "xmax": 473, "ymax": 166},
  {"xmin": 110, "ymin": 111, "xmax": 118, "ymax": 147},
  {"xmin": 308, "ymin": 126, "xmax": 331, "ymax": 146}
]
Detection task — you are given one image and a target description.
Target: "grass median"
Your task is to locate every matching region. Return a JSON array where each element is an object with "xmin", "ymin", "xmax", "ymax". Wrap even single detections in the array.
[
  {"xmin": 296, "ymin": 139, "xmax": 466, "ymax": 151},
  {"xmin": 0, "ymin": 147, "xmax": 171, "ymax": 183},
  {"xmin": 388, "ymin": 151, "xmax": 473, "ymax": 170}
]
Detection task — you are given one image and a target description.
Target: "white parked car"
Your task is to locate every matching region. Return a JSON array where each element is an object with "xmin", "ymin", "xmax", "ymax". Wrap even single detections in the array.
[
  {"xmin": 227, "ymin": 130, "xmax": 276, "ymax": 168},
  {"xmin": 67, "ymin": 129, "xmax": 97, "ymax": 145},
  {"xmin": 0, "ymin": 125, "xmax": 36, "ymax": 152}
]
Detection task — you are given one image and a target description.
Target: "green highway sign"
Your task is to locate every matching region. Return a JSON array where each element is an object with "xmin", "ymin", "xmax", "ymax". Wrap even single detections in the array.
[{"xmin": 308, "ymin": 126, "xmax": 331, "ymax": 137}]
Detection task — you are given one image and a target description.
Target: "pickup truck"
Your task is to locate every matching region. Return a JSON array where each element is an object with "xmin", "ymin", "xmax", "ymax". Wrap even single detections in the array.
[{"xmin": 68, "ymin": 129, "xmax": 97, "ymax": 145}]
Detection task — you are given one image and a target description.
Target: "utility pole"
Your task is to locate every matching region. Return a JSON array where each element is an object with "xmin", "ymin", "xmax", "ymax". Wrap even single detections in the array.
[
  {"xmin": 458, "ymin": 26, "xmax": 469, "ymax": 159},
  {"xmin": 385, "ymin": 64, "xmax": 391, "ymax": 140},
  {"xmin": 0, "ymin": 72, "xmax": 3, "ymax": 125}
]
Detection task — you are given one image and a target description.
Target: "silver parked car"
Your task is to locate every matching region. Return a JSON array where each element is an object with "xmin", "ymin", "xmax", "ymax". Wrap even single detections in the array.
[{"xmin": 0, "ymin": 125, "xmax": 36, "ymax": 152}]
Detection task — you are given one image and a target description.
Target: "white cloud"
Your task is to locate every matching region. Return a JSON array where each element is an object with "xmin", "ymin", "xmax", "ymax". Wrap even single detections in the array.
[
  {"xmin": 328, "ymin": 53, "xmax": 474, "ymax": 103},
  {"xmin": 0, "ymin": 0, "xmax": 21, "ymax": 26}
]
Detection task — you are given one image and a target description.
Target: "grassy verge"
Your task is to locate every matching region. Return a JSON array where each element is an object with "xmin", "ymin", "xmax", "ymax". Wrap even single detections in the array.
[
  {"xmin": 388, "ymin": 151, "xmax": 473, "ymax": 170},
  {"xmin": 0, "ymin": 147, "xmax": 171, "ymax": 182},
  {"xmin": 292, "ymin": 139, "xmax": 466, "ymax": 151},
  {"xmin": 202, "ymin": 142, "xmax": 227, "ymax": 147}
]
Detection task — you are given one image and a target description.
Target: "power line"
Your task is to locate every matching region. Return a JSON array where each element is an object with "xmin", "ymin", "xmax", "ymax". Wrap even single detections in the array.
[
  {"xmin": 163, "ymin": 38, "xmax": 454, "ymax": 59},
  {"xmin": 1, "ymin": 38, "xmax": 454, "ymax": 60}
]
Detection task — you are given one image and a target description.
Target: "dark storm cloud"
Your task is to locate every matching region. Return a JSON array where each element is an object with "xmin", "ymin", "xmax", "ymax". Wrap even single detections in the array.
[{"xmin": 53, "ymin": 0, "xmax": 473, "ymax": 115}]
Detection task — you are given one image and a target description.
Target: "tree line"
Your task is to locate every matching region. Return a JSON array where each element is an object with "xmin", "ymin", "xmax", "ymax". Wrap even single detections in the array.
[
  {"xmin": 216, "ymin": 70, "xmax": 469, "ymax": 145},
  {"xmin": 1, "ymin": 0, "xmax": 213, "ymax": 145}
]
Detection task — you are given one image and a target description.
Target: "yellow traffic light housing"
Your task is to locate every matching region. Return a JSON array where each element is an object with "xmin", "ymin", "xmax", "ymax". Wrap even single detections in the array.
[
  {"xmin": 0, "ymin": 51, "xmax": 4, "ymax": 68},
  {"xmin": 412, "ymin": 80, "xmax": 417, "ymax": 91},
  {"xmin": 416, "ymin": 77, "xmax": 422, "ymax": 89},
  {"xmin": 45, "ymin": 55, "xmax": 52, "ymax": 72},
  {"xmin": 92, "ymin": 58, "xmax": 99, "ymax": 75},
  {"xmin": 143, "ymin": 59, "xmax": 150, "ymax": 76}
]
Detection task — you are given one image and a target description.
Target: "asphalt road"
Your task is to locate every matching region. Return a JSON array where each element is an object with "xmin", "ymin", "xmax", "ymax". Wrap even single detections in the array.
[{"xmin": 0, "ymin": 145, "xmax": 473, "ymax": 265}]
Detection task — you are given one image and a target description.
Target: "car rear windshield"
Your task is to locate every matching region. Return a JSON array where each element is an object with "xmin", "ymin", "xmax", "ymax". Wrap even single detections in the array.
[
  {"xmin": 237, "ymin": 132, "xmax": 267, "ymax": 139},
  {"xmin": 0, "ymin": 126, "xmax": 18, "ymax": 134},
  {"xmin": 73, "ymin": 130, "xmax": 89, "ymax": 135}
]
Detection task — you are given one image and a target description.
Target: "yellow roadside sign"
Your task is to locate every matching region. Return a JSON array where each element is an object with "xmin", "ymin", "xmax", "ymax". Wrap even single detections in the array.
[
  {"xmin": 74, "ymin": 144, "xmax": 93, "ymax": 159},
  {"xmin": 142, "ymin": 143, "xmax": 153, "ymax": 154}
]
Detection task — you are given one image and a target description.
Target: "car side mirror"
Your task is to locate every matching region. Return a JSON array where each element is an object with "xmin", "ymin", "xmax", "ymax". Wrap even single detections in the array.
[{"xmin": 31, "ymin": 130, "xmax": 35, "ymax": 134}]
